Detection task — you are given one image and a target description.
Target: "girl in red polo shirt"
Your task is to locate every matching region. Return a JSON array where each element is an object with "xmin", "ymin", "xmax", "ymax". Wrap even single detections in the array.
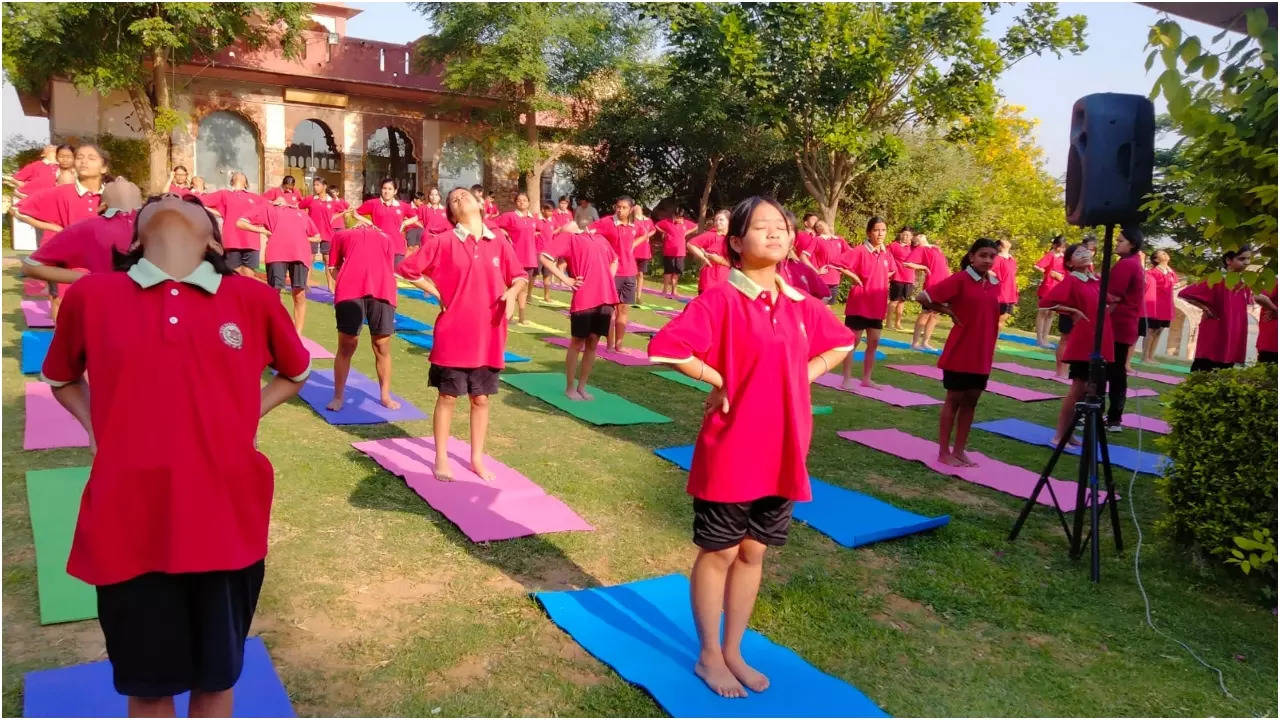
[
  {"xmin": 496, "ymin": 192, "xmax": 541, "ymax": 325},
  {"xmin": 648, "ymin": 196, "xmax": 855, "ymax": 700},
  {"xmin": 804, "ymin": 220, "xmax": 849, "ymax": 302},
  {"xmin": 910, "ymin": 234, "xmax": 951, "ymax": 350},
  {"xmin": 1033, "ymin": 236, "xmax": 1066, "ymax": 347},
  {"xmin": 356, "ymin": 179, "xmax": 419, "ymax": 266},
  {"xmin": 1179, "ymin": 247, "xmax": 1255, "ymax": 372},
  {"xmin": 836, "ymin": 216, "xmax": 895, "ymax": 389},
  {"xmin": 553, "ymin": 195, "xmax": 574, "ymax": 229},
  {"xmin": 1040, "ymin": 242, "xmax": 1115, "ymax": 446},
  {"xmin": 536, "ymin": 201, "xmax": 561, "ymax": 301},
  {"xmin": 541, "ymin": 221, "xmax": 620, "ymax": 400},
  {"xmin": 327, "ymin": 224, "xmax": 402, "ymax": 411},
  {"xmin": 300, "ymin": 177, "xmax": 342, "ymax": 290},
  {"xmin": 6, "ymin": 144, "xmax": 74, "ymax": 199},
  {"xmin": 1257, "ymin": 286, "xmax": 1278, "ymax": 364},
  {"xmin": 419, "ymin": 187, "xmax": 451, "ymax": 234},
  {"xmin": 42, "ymin": 193, "xmax": 309, "ymax": 718},
  {"xmin": 657, "ymin": 207, "xmax": 697, "ymax": 299},
  {"xmin": 1140, "ymin": 250, "xmax": 1179, "ymax": 363},
  {"xmin": 167, "ymin": 166, "xmax": 194, "ymax": 197},
  {"xmin": 236, "ymin": 204, "xmax": 322, "ymax": 334},
  {"xmin": 994, "ymin": 239, "xmax": 1019, "ymax": 326},
  {"xmin": 632, "ymin": 203, "xmax": 656, "ymax": 299},
  {"xmin": 917, "ymin": 239, "xmax": 1002, "ymax": 467},
  {"xmin": 687, "ymin": 210, "xmax": 731, "ymax": 295}
]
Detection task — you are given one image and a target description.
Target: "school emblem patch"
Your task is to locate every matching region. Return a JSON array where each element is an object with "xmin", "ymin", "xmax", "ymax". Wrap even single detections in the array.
[
  {"xmin": 219, "ymin": 322, "xmax": 244, "ymax": 350},
  {"xmin": 492, "ymin": 257, "xmax": 500, "ymax": 267}
]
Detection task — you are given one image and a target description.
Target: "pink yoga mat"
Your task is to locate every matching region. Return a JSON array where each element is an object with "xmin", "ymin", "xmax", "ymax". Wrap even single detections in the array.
[
  {"xmin": 991, "ymin": 362, "xmax": 1158, "ymax": 398},
  {"xmin": 352, "ymin": 436, "xmax": 593, "ymax": 542},
  {"xmin": 24, "ymin": 382, "xmax": 90, "ymax": 450},
  {"xmin": 1121, "ymin": 413, "xmax": 1170, "ymax": 434},
  {"xmin": 558, "ymin": 311, "xmax": 660, "ymax": 335},
  {"xmin": 1130, "ymin": 369, "xmax": 1184, "ymax": 385},
  {"xmin": 21, "ymin": 299, "xmax": 53, "ymax": 328},
  {"xmin": 300, "ymin": 336, "xmax": 335, "ymax": 360},
  {"xmin": 655, "ymin": 310, "xmax": 681, "ymax": 319},
  {"xmin": 838, "ymin": 428, "xmax": 1107, "ymax": 509},
  {"xmin": 23, "ymin": 278, "xmax": 48, "ymax": 298},
  {"xmin": 812, "ymin": 374, "xmax": 940, "ymax": 407},
  {"xmin": 643, "ymin": 287, "xmax": 692, "ymax": 303},
  {"xmin": 886, "ymin": 364, "xmax": 1061, "ymax": 402},
  {"xmin": 543, "ymin": 337, "xmax": 654, "ymax": 366}
]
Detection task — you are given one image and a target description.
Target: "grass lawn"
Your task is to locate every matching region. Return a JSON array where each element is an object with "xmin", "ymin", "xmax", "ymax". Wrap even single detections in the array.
[{"xmin": 3, "ymin": 262, "xmax": 1275, "ymax": 717}]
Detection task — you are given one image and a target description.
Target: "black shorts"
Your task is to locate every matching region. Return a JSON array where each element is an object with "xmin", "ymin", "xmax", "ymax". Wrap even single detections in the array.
[
  {"xmin": 335, "ymin": 296, "xmax": 395, "ymax": 336},
  {"xmin": 999, "ymin": 302, "xmax": 1015, "ymax": 315},
  {"xmin": 942, "ymin": 370, "xmax": 989, "ymax": 392},
  {"xmin": 637, "ymin": 259, "xmax": 650, "ymax": 274},
  {"xmin": 224, "ymin": 249, "xmax": 260, "ymax": 271},
  {"xmin": 889, "ymin": 281, "xmax": 915, "ymax": 302},
  {"xmin": 845, "ymin": 315, "xmax": 883, "ymax": 331},
  {"xmin": 663, "ymin": 256, "xmax": 685, "ymax": 274},
  {"xmin": 393, "ymin": 253, "xmax": 405, "ymax": 269},
  {"xmin": 693, "ymin": 496, "xmax": 794, "ymax": 550},
  {"xmin": 310, "ymin": 240, "xmax": 331, "ymax": 256},
  {"xmin": 570, "ymin": 304, "xmax": 613, "ymax": 339},
  {"xmin": 96, "ymin": 560, "xmax": 264, "ymax": 697},
  {"xmin": 429, "ymin": 364, "xmax": 500, "ymax": 397},
  {"xmin": 615, "ymin": 276, "xmax": 638, "ymax": 305},
  {"xmin": 405, "ymin": 227, "xmax": 424, "ymax": 248},
  {"xmin": 1259, "ymin": 351, "xmax": 1277, "ymax": 364},
  {"xmin": 1068, "ymin": 361, "xmax": 1091, "ymax": 381},
  {"xmin": 267, "ymin": 261, "xmax": 308, "ymax": 290},
  {"xmin": 1058, "ymin": 314, "xmax": 1075, "ymax": 335},
  {"xmin": 1146, "ymin": 318, "xmax": 1170, "ymax": 330},
  {"xmin": 1190, "ymin": 358, "xmax": 1235, "ymax": 373}
]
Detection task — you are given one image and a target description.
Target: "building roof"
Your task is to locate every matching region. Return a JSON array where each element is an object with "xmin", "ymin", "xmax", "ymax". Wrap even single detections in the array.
[{"xmin": 1139, "ymin": 2, "xmax": 1277, "ymax": 31}]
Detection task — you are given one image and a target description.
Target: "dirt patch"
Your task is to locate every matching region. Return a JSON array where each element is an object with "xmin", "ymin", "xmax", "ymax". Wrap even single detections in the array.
[
  {"xmin": 1025, "ymin": 633, "xmax": 1053, "ymax": 649},
  {"xmin": 440, "ymin": 653, "xmax": 491, "ymax": 686},
  {"xmin": 861, "ymin": 472, "xmax": 1009, "ymax": 514},
  {"xmin": 871, "ymin": 592, "xmax": 940, "ymax": 632},
  {"xmin": 344, "ymin": 575, "xmax": 447, "ymax": 615}
]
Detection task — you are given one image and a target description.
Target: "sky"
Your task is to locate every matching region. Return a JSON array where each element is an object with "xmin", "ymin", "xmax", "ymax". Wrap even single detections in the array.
[{"xmin": 2, "ymin": 1, "xmax": 1230, "ymax": 179}]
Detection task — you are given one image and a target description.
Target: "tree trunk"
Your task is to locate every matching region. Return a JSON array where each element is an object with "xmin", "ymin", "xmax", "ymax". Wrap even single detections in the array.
[
  {"xmin": 523, "ymin": 79, "xmax": 541, "ymax": 208},
  {"xmin": 146, "ymin": 49, "xmax": 173, "ymax": 194},
  {"xmin": 697, "ymin": 155, "xmax": 720, "ymax": 228}
]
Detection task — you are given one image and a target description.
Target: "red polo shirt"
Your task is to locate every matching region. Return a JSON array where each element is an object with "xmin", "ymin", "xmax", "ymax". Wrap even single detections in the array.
[
  {"xmin": 1041, "ymin": 272, "xmax": 1115, "ymax": 363},
  {"xmin": 331, "ymin": 198, "xmax": 350, "ymax": 230},
  {"xmin": 18, "ymin": 181, "xmax": 103, "ymax": 232},
  {"xmin": 1146, "ymin": 266, "xmax": 1178, "ymax": 321},
  {"xmin": 497, "ymin": 210, "xmax": 541, "ymax": 269},
  {"xmin": 839, "ymin": 243, "xmax": 895, "ymax": 320},
  {"xmin": 924, "ymin": 267, "xmax": 1003, "ymax": 375},
  {"xmin": 15, "ymin": 159, "xmax": 58, "ymax": 196},
  {"xmin": 245, "ymin": 204, "xmax": 319, "ymax": 264},
  {"xmin": 204, "ymin": 189, "xmax": 267, "ymax": 251},
  {"xmin": 994, "ymin": 254, "xmax": 1019, "ymax": 303},
  {"xmin": 357, "ymin": 198, "xmax": 412, "ymax": 255},
  {"xmin": 262, "ymin": 186, "xmax": 302, "ymax": 207},
  {"xmin": 483, "ymin": 199, "xmax": 499, "ymax": 218},
  {"xmin": 551, "ymin": 209, "xmax": 574, "ymax": 230},
  {"xmin": 657, "ymin": 218, "xmax": 696, "ymax": 258},
  {"xmin": 26, "ymin": 211, "xmax": 136, "ymax": 275},
  {"xmin": 300, "ymin": 194, "xmax": 343, "ymax": 240},
  {"xmin": 689, "ymin": 230, "xmax": 731, "ymax": 294},
  {"xmin": 418, "ymin": 205, "xmax": 451, "ymax": 234},
  {"xmin": 633, "ymin": 218, "xmax": 655, "ymax": 261},
  {"xmin": 542, "ymin": 230, "xmax": 619, "ymax": 312},
  {"xmin": 810, "ymin": 235, "xmax": 849, "ymax": 285},
  {"xmin": 590, "ymin": 215, "xmax": 640, "ymax": 277},
  {"xmin": 41, "ymin": 259, "xmax": 311, "ymax": 586},
  {"xmin": 396, "ymin": 224, "xmax": 524, "ymax": 369},
  {"xmin": 1180, "ymin": 279, "xmax": 1253, "ymax": 364},
  {"xmin": 1108, "ymin": 253, "xmax": 1146, "ymax": 345},
  {"xmin": 168, "ymin": 183, "xmax": 195, "ymax": 198},
  {"xmin": 1258, "ymin": 288, "xmax": 1277, "ymax": 354},
  {"xmin": 794, "ymin": 230, "xmax": 816, "ymax": 258},
  {"xmin": 1035, "ymin": 251, "xmax": 1065, "ymax": 298},
  {"xmin": 920, "ymin": 246, "xmax": 951, "ymax": 292},
  {"xmin": 648, "ymin": 270, "xmax": 855, "ymax": 503},
  {"xmin": 330, "ymin": 227, "xmax": 398, "ymax": 306},
  {"xmin": 889, "ymin": 241, "xmax": 917, "ymax": 285}
]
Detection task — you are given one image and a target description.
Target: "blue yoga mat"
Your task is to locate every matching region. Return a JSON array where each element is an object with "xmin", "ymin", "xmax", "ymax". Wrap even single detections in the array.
[
  {"xmin": 852, "ymin": 349, "xmax": 887, "ymax": 362},
  {"xmin": 396, "ymin": 332, "xmax": 529, "ymax": 362},
  {"xmin": 21, "ymin": 330, "xmax": 53, "ymax": 374},
  {"xmin": 999, "ymin": 332, "xmax": 1053, "ymax": 349},
  {"xmin": 312, "ymin": 260, "xmax": 325, "ymax": 271},
  {"xmin": 654, "ymin": 446, "xmax": 948, "ymax": 548},
  {"xmin": 393, "ymin": 313, "xmax": 432, "ymax": 332},
  {"xmin": 877, "ymin": 338, "xmax": 941, "ymax": 356},
  {"xmin": 23, "ymin": 637, "xmax": 294, "ymax": 717},
  {"xmin": 296, "ymin": 368, "xmax": 427, "ymax": 424},
  {"xmin": 398, "ymin": 287, "xmax": 440, "ymax": 305},
  {"xmin": 975, "ymin": 418, "xmax": 1168, "ymax": 475},
  {"xmin": 535, "ymin": 574, "xmax": 887, "ymax": 717}
]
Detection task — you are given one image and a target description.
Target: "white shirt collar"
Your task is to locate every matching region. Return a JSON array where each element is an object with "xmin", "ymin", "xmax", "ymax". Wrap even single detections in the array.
[
  {"xmin": 864, "ymin": 241, "xmax": 884, "ymax": 254},
  {"xmin": 727, "ymin": 268, "xmax": 806, "ymax": 302},
  {"xmin": 74, "ymin": 179, "xmax": 102, "ymax": 197},
  {"xmin": 964, "ymin": 265, "xmax": 998, "ymax": 283},
  {"xmin": 1071, "ymin": 270, "xmax": 1097, "ymax": 282},
  {"xmin": 453, "ymin": 223, "xmax": 496, "ymax": 242},
  {"xmin": 613, "ymin": 215, "xmax": 634, "ymax": 227},
  {"xmin": 381, "ymin": 198, "xmax": 400, "ymax": 207}
]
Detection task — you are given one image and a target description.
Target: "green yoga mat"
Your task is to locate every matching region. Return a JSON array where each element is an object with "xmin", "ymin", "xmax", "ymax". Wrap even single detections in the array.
[
  {"xmin": 649, "ymin": 370, "xmax": 833, "ymax": 415},
  {"xmin": 25, "ymin": 467, "xmax": 95, "ymax": 624},
  {"xmin": 998, "ymin": 345, "xmax": 1057, "ymax": 363},
  {"xmin": 502, "ymin": 372, "xmax": 671, "ymax": 425}
]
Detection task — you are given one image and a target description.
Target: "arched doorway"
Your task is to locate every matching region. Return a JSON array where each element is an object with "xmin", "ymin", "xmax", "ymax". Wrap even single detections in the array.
[
  {"xmin": 363, "ymin": 126, "xmax": 417, "ymax": 201},
  {"xmin": 540, "ymin": 161, "xmax": 575, "ymax": 206},
  {"xmin": 286, "ymin": 119, "xmax": 342, "ymax": 192},
  {"xmin": 196, "ymin": 111, "xmax": 262, "ymax": 192},
  {"xmin": 437, "ymin": 136, "xmax": 483, "ymax": 195}
]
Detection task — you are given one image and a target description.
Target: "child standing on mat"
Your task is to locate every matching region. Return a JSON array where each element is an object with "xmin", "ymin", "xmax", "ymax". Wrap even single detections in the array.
[
  {"xmin": 541, "ymin": 221, "xmax": 619, "ymax": 400},
  {"xmin": 1033, "ymin": 236, "xmax": 1066, "ymax": 348},
  {"xmin": 496, "ymin": 192, "xmax": 541, "ymax": 325},
  {"xmin": 41, "ymin": 194, "xmax": 309, "ymax": 718},
  {"xmin": 1040, "ymin": 242, "xmax": 1115, "ymax": 446},
  {"xmin": 327, "ymin": 224, "xmax": 401, "ymax": 411},
  {"xmin": 237, "ymin": 201, "xmax": 321, "ymax": 335},
  {"xmin": 910, "ymin": 234, "xmax": 950, "ymax": 350},
  {"xmin": 589, "ymin": 196, "xmax": 640, "ymax": 351},
  {"xmin": 687, "ymin": 210, "xmax": 732, "ymax": 295},
  {"xmin": 648, "ymin": 196, "xmax": 854, "ymax": 699},
  {"xmin": 994, "ymin": 238, "xmax": 1019, "ymax": 327},
  {"xmin": 1179, "ymin": 247, "xmax": 1255, "ymax": 372},
  {"xmin": 916, "ymin": 239, "xmax": 1002, "ymax": 467},
  {"xmin": 837, "ymin": 216, "xmax": 895, "ymax": 389},
  {"xmin": 397, "ymin": 187, "xmax": 527, "ymax": 481},
  {"xmin": 656, "ymin": 207, "xmax": 697, "ymax": 299}
]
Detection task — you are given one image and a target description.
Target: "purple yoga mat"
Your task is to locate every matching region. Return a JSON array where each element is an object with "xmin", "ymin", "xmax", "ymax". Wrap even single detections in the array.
[
  {"xmin": 642, "ymin": 287, "xmax": 692, "ymax": 303},
  {"xmin": 24, "ymin": 382, "xmax": 89, "ymax": 450},
  {"xmin": 654, "ymin": 310, "xmax": 681, "ymax": 319},
  {"xmin": 543, "ymin": 337, "xmax": 654, "ymax": 366},
  {"xmin": 296, "ymin": 369, "xmax": 427, "ymax": 424},
  {"xmin": 558, "ymin": 311, "xmax": 660, "ymax": 335},
  {"xmin": 1130, "ymin": 369, "xmax": 1184, "ymax": 385},
  {"xmin": 300, "ymin": 336, "xmax": 335, "ymax": 360},
  {"xmin": 353, "ymin": 436, "xmax": 593, "ymax": 542},
  {"xmin": 991, "ymin": 362, "xmax": 1158, "ymax": 398},
  {"xmin": 533, "ymin": 280, "xmax": 573, "ymax": 292},
  {"xmin": 886, "ymin": 364, "xmax": 1061, "ymax": 402},
  {"xmin": 812, "ymin": 374, "xmax": 940, "ymax": 407},
  {"xmin": 838, "ymin": 428, "xmax": 1107, "ymax": 509},
  {"xmin": 21, "ymin": 299, "xmax": 53, "ymax": 328},
  {"xmin": 1121, "ymin": 413, "xmax": 1170, "ymax": 434},
  {"xmin": 305, "ymin": 286, "xmax": 334, "ymax": 303}
]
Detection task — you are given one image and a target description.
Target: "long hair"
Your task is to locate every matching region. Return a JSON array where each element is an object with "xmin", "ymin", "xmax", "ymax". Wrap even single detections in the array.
[
  {"xmin": 113, "ymin": 194, "xmax": 233, "ymax": 275},
  {"xmin": 725, "ymin": 196, "xmax": 791, "ymax": 267},
  {"xmin": 959, "ymin": 237, "xmax": 1000, "ymax": 271},
  {"xmin": 1062, "ymin": 243, "xmax": 1087, "ymax": 272}
]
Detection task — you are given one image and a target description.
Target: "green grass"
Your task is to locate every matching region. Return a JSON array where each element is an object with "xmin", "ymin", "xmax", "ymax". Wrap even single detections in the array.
[{"xmin": 2, "ymin": 262, "xmax": 1273, "ymax": 717}]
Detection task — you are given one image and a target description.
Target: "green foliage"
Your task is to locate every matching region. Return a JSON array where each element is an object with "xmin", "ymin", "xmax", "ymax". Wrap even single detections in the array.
[
  {"xmin": 1157, "ymin": 363, "xmax": 1277, "ymax": 586},
  {"xmin": 95, "ymin": 133, "xmax": 151, "ymax": 188},
  {"xmin": 2, "ymin": 136, "xmax": 45, "ymax": 177},
  {"xmin": 1143, "ymin": 11, "xmax": 1277, "ymax": 289},
  {"xmin": 1224, "ymin": 528, "xmax": 1275, "ymax": 580}
]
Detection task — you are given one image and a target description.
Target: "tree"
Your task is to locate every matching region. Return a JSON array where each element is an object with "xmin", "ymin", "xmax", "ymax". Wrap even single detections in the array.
[
  {"xmin": 2, "ymin": 3, "xmax": 310, "ymax": 193},
  {"xmin": 652, "ymin": 2, "xmax": 1087, "ymax": 225},
  {"xmin": 415, "ymin": 2, "xmax": 653, "ymax": 208},
  {"xmin": 1142, "ymin": 9, "xmax": 1277, "ymax": 289}
]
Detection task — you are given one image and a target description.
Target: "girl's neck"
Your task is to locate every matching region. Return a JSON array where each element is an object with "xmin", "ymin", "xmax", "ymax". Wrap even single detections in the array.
[
  {"xmin": 740, "ymin": 263, "xmax": 778, "ymax": 297},
  {"xmin": 143, "ymin": 244, "xmax": 205, "ymax": 280},
  {"xmin": 460, "ymin": 215, "xmax": 485, "ymax": 238},
  {"xmin": 998, "ymin": 250, "xmax": 1011, "ymax": 258},
  {"xmin": 79, "ymin": 175, "xmax": 103, "ymax": 192}
]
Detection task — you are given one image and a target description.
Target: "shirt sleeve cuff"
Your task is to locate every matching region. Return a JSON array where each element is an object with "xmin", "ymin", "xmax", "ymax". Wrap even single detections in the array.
[
  {"xmin": 40, "ymin": 373, "xmax": 76, "ymax": 387},
  {"xmin": 282, "ymin": 361, "xmax": 312, "ymax": 383},
  {"xmin": 829, "ymin": 343, "xmax": 857, "ymax": 353},
  {"xmin": 648, "ymin": 354, "xmax": 696, "ymax": 365},
  {"xmin": 22, "ymin": 255, "xmax": 43, "ymax": 267}
]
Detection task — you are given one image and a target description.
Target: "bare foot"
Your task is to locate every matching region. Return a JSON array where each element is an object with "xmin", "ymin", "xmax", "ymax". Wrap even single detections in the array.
[
  {"xmin": 1052, "ymin": 435, "xmax": 1082, "ymax": 448},
  {"xmin": 861, "ymin": 379, "xmax": 883, "ymax": 389},
  {"xmin": 939, "ymin": 453, "xmax": 966, "ymax": 467},
  {"xmin": 921, "ymin": 344, "xmax": 937, "ymax": 351},
  {"xmin": 380, "ymin": 395, "xmax": 401, "ymax": 410},
  {"xmin": 840, "ymin": 378, "xmax": 857, "ymax": 390},
  {"xmin": 724, "ymin": 651, "xmax": 769, "ymax": 693},
  {"xmin": 470, "ymin": 458, "xmax": 495, "ymax": 481},
  {"xmin": 694, "ymin": 657, "xmax": 747, "ymax": 699},
  {"xmin": 577, "ymin": 387, "xmax": 595, "ymax": 401},
  {"xmin": 325, "ymin": 395, "xmax": 344, "ymax": 412},
  {"xmin": 434, "ymin": 458, "xmax": 454, "ymax": 482},
  {"xmin": 565, "ymin": 388, "xmax": 584, "ymax": 401},
  {"xmin": 954, "ymin": 451, "xmax": 978, "ymax": 467}
]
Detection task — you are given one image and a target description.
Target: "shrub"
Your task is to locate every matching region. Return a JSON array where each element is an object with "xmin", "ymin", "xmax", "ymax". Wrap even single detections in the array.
[
  {"xmin": 1157, "ymin": 363, "xmax": 1277, "ymax": 576},
  {"xmin": 93, "ymin": 133, "xmax": 149, "ymax": 188}
]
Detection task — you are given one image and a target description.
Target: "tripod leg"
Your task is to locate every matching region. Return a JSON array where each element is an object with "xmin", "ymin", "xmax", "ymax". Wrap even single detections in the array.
[
  {"xmin": 1097, "ymin": 427, "xmax": 1124, "ymax": 552},
  {"xmin": 1010, "ymin": 406, "xmax": 1080, "ymax": 544},
  {"xmin": 1070, "ymin": 408, "xmax": 1092, "ymax": 559},
  {"xmin": 1088, "ymin": 411, "xmax": 1102, "ymax": 582}
]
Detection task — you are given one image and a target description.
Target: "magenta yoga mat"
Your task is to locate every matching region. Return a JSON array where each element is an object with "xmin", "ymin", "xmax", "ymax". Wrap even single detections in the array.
[
  {"xmin": 812, "ymin": 373, "xmax": 941, "ymax": 407},
  {"xmin": 543, "ymin": 337, "xmax": 654, "ymax": 366},
  {"xmin": 991, "ymin": 362, "xmax": 1158, "ymax": 398},
  {"xmin": 886, "ymin": 364, "xmax": 1061, "ymax": 402},
  {"xmin": 838, "ymin": 428, "xmax": 1108, "ymax": 509},
  {"xmin": 1129, "ymin": 369, "xmax": 1184, "ymax": 385},
  {"xmin": 654, "ymin": 309, "xmax": 681, "ymax": 319},
  {"xmin": 24, "ymin": 382, "xmax": 90, "ymax": 450},
  {"xmin": 353, "ymin": 436, "xmax": 593, "ymax": 542},
  {"xmin": 1120, "ymin": 413, "xmax": 1170, "ymax": 434},
  {"xmin": 559, "ymin": 311, "xmax": 661, "ymax": 335},
  {"xmin": 22, "ymin": 299, "xmax": 54, "ymax": 328},
  {"xmin": 300, "ymin": 336, "xmax": 335, "ymax": 360}
]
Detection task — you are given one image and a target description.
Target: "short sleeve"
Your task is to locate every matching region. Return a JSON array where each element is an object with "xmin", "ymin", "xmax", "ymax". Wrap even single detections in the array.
[
  {"xmin": 29, "ymin": 223, "xmax": 81, "ymax": 267},
  {"xmin": 688, "ymin": 231, "xmax": 709, "ymax": 251},
  {"xmin": 357, "ymin": 199, "xmax": 377, "ymax": 217},
  {"xmin": 17, "ymin": 186, "xmax": 57, "ymax": 223},
  {"xmin": 41, "ymin": 280, "xmax": 89, "ymax": 385},
  {"xmin": 263, "ymin": 288, "xmax": 311, "ymax": 382},
  {"xmin": 327, "ymin": 230, "xmax": 345, "ymax": 268},
  {"xmin": 298, "ymin": 196, "xmax": 312, "ymax": 210},
  {"xmin": 588, "ymin": 218, "xmax": 610, "ymax": 238},
  {"xmin": 305, "ymin": 218, "xmax": 320, "ymax": 237},
  {"xmin": 924, "ymin": 271, "xmax": 964, "ymax": 305},
  {"xmin": 802, "ymin": 297, "xmax": 857, "ymax": 355},
  {"xmin": 1178, "ymin": 281, "xmax": 1214, "ymax": 306},
  {"xmin": 498, "ymin": 239, "xmax": 524, "ymax": 284},
  {"xmin": 542, "ymin": 231, "xmax": 570, "ymax": 260},
  {"xmin": 1042, "ymin": 276, "xmax": 1075, "ymax": 308},
  {"xmin": 397, "ymin": 233, "xmax": 440, "ymax": 280},
  {"xmin": 14, "ymin": 161, "xmax": 41, "ymax": 183},
  {"xmin": 648, "ymin": 297, "xmax": 716, "ymax": 364},
  {"xmin": 244, "ymin": 205, "xmax": 268, "ymax": 227}
]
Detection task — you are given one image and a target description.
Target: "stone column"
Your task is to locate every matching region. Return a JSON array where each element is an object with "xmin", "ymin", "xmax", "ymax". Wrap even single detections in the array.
[
  {"xmin": 262, "ymin": 102, "xmax": 287, "ymax": 189},
  {"xmin": 343, "ymin": 111, "xmax": 363, "ymax": 201}
]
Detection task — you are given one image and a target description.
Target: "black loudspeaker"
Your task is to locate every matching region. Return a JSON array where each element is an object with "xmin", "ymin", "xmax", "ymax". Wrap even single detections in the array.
[{"xmin": 1064, "ymin": 93, "xmax": 1155, "ymax": 227}]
